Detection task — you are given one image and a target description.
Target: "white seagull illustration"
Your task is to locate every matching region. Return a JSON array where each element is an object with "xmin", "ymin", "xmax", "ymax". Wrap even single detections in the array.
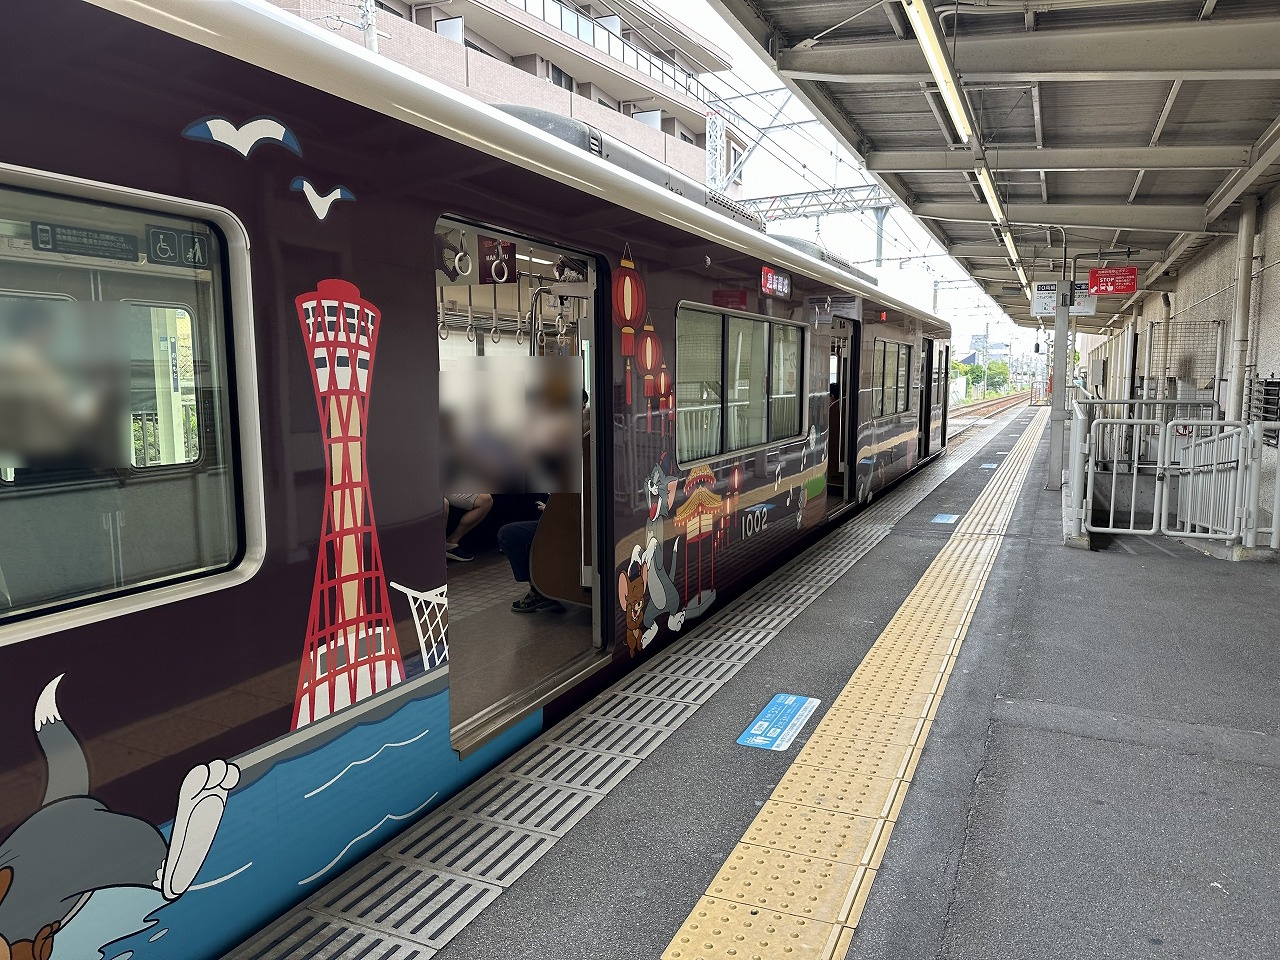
[
  {"xmin": 291, "ymin": 178, "xmax": 356, "ymax": 221},
  {"xmin": 182, "ymin": 116, "xmax": 302, "ymax": 158}
]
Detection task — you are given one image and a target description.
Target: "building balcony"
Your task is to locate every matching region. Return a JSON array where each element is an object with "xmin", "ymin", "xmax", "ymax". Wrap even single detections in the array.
[{"xmin": 270, "ymin": 0, "xmax": 714, "ymax": 184}]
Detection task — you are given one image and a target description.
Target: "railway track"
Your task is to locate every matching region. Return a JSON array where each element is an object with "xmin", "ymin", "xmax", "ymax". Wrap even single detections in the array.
[{"xmin": 954, "ymin": 390, "xmax": 1032, "ymax": 419}]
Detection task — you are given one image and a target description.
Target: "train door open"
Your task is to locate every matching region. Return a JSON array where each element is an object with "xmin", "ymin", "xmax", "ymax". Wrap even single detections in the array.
[
  {"xmin": 918, "ymin": 336, "xmax": 935, "ymax": 460},
  {"xmin": 826, "ymin": 313, "xmax": 859, "ymax": 515},
  {"xmin": 434, "ymin": 216, "xmax": 602, "ymax": 744}
]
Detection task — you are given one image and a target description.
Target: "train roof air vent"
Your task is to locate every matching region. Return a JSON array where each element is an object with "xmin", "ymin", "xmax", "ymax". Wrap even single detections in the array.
[
  {"xmin": 707, "ymin": 190, "xmax": 765, "ymax": 232},
  {"xmin": 773, "ymin": 236, "xmax": 876, "ymax": 285},
  {"xmin": 495, "ymin": 104, "xmax": 602, "ymax": 156}
]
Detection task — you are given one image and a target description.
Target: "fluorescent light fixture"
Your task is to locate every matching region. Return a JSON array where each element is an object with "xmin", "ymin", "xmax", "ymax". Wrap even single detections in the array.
[
  {"xmin": 902, "ymin": 0, "xmax": 974, "ymax": 144},
  {"xmin": 516, "ymin": 253, "xmax": 555, "ymax": 265},
  {"xmin": 1001, "ymin": 228, "xmax": 1020, "ymax": 262},
  {"xmin": 976, "ymin": 162, "xmax": 1005, "ymax": 225}
]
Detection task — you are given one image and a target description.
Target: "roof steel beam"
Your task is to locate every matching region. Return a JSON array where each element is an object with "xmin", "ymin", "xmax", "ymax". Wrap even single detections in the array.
[
  {"xmin": 867, "ymin": 145, "xmax": 1251, "ymax": 173},
  {"xmin": 1206, "ymin": 114, "xmax": 1280, "ymax": 220},
  {"xmin": 915, "ymin": 202, "xmax": 1235, "ymax": 234},
  {"xmin": 740, "ymin": 185, "xmax": 896, "ymax": 221},
  {"xmin": 951, "ymin": 243, "xmax": 1163, "ymax": 262},
  {"xmin": 777, "ymin": 19, "xmax": 1280, "ymax": 83}
]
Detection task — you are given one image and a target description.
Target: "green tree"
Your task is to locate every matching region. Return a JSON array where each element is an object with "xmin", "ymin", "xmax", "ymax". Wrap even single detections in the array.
[{"xmin": 985, "ymin": 360, "xmax": 1011, "ymax": 393}]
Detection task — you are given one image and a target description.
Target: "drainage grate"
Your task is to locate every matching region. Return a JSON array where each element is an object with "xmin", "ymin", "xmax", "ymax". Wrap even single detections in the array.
[
  {"xmin": 676, "ymin": 638, "xmax": 762, "ymax": 664},
  {"xmin": 585, "ymin": 692, "xmax": 700, "ymax": 729},
  {"xmin": 650, "ymin": 654, "xmax": 744, "ymax": 683},
  {"xmin": 235, "ymin": 912, "xmax": 436, "ymax": 960},
  {"xmin": 617, "ymin": 671, "xmax": 723, "ymax": 704},
  {"xmin": 510, "ymin": 742, "xmax": 640, "ymax": 793},
  {"xmin": 553, "ymin": 714, "xmax": 672, "ymax": 758},
  {"xmin": 456, "ymin": 776, "xmax": 601, "ymax": 836},
  {"xmin": 314, "ymin": 860, "xmax": 500, "ymax": 948},
  {"xmin": 391, "ymin": 814, "xmax": 554, "ymax": 887}
]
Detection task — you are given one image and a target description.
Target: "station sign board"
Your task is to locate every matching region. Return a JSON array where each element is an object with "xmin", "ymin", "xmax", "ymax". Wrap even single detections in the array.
[
  {"xmin": 761, "ymin": 265, "xmax": 791, "ymax": 299},
  {"xmin": 1031, "ymin": 281, "xmax": 1096, "ymax": 317},
  {"xmin": 1087, "ymin": 266, "xmax": 1138, "ymax": 296}
]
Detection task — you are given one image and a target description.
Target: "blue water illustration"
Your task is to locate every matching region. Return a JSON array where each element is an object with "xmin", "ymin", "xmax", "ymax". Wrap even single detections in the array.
[{"xmin": 49, "ymin": 688, "xmax": 540, "ymax": 960}]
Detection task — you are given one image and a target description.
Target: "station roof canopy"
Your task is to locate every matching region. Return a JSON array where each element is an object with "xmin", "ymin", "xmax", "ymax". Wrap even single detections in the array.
[{"xmin": 706, "ymin": 0, "xmax": 1280, "ymax": 332}]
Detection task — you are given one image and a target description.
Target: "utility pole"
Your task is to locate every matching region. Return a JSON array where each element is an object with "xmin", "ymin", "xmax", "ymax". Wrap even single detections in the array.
[
  {"xmin": 359, "ymin": 0, "xmax": 379, "ymax": 52},
  {"xmin": 982, "ymin": 319, "xmax": 989, "ymax": 399}
]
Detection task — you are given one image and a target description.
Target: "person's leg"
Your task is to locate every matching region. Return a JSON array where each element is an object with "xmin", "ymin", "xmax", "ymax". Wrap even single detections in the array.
[
  {"xmin": 497, "ymin": 520, "xmax": 537, "ymax": 582},
  {"xmin": 450, "ymin": 493, "xmax": 492, "ymax": 545},
  {"xmin": 498, "ymin": 521, "xmax": 560, "ymax": 612}
]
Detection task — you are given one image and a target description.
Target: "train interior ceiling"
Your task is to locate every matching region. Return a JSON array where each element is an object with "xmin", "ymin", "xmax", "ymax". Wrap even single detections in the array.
[{"xmin": 433, "ymin": 216, "xmax": 599, "ymax": 734}]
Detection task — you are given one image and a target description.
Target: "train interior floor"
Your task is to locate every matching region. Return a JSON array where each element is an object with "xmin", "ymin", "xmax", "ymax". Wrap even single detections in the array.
[
  {"xmin": 231, "ymin": 406, "xmax": 1279, "ymax": 960},
  {"xmin": 438, "ymin": 550, "xmax": 594, "ymax": 724}
]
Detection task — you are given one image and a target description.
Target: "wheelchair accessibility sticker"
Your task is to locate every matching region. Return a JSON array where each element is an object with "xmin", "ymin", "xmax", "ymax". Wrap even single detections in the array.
[{"xmin": 738, "ymin": 694, "xmax": 821, "ymax": 751}]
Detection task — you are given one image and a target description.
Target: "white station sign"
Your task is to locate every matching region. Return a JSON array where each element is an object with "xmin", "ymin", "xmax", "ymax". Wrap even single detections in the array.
[{"xmin": 1031, "ymin": 281, "xmax": 1097, "ymax": 317}]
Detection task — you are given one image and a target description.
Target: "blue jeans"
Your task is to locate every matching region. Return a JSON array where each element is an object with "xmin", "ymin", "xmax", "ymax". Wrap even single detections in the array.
[{"xmin": 497, "ymin": 520, "xmax": 539, "ymax": 583}]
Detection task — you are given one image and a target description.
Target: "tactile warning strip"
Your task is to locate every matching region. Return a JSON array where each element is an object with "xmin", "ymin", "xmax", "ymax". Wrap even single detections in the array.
[
  {"xmin": 224, "ymin": 410, "xmax": 1024, "ymax": 960},
  {"xmin": 662, "ymin": 408, "xmax": 1048, "ymax": 960}
]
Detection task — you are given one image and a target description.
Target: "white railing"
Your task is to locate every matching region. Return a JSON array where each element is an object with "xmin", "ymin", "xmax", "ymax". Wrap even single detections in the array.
[{"xmin": 1068, "ymin": 397, "xmax": 1279, "ymax": 549}]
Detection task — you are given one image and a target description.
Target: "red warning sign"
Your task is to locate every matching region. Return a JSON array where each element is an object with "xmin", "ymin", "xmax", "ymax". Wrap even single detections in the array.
[{"xmin": 1088, "ymin": 266, "xmax": 1138, "ymax": 296}]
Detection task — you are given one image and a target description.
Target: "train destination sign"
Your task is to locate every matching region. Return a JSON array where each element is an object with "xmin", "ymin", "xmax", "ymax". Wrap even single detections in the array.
[
  {"xmin": 31, "ymin": 221, "xmax": 138, "ymax": 262},
  {"xmin": 761, "ymin": 264, "xmax": 791, "ymax": 298},
  {"xmin": 1088, "ymin": 266, "xmax": 1138, "ymax": 296}
]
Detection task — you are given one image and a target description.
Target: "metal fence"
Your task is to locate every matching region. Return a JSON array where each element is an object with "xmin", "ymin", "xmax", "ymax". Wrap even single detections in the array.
[{"xmin": 1068, "ymin": 396, "xmax": 1280, "ymax": 548}]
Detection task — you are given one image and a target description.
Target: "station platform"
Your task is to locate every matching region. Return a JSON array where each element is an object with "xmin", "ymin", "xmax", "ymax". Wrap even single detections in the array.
[{"xmin": 230, "ymin": 406, "xmax": 1280, "ymax": 960}]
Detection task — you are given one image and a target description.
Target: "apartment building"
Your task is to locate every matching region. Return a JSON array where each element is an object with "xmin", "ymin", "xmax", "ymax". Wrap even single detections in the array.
[{"xmin": 270, "ymin": 0, "xmax": 746, "ymax": 191}]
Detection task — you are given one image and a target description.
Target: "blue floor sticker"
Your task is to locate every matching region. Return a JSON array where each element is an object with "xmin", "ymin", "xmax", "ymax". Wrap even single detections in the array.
[
  {"xmin": 981, "ymin": 463, "xmax": 998, "ymax": 469},
  {"xmin": 738, "ymin": 694, "xmax": 821, "ymax": 751},
  {"xmin": 932, "ymin": 514, "xmax": 959, "ymax": 524}
]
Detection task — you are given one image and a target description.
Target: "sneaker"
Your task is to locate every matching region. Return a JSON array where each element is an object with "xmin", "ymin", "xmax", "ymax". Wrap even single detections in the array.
[
  {"xmin": 445, "ymin": 543, "xmax": 474, "ymax": 562},
  {"xmin": 511, "ymin": 589, "xmax": 561, "ymax": 613}
]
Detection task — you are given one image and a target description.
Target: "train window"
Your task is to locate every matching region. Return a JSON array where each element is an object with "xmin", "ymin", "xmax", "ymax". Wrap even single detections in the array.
[
  {"xmin": 676, "ymin": 303, "xmax": 804, "ymax": 464},
  {"xmin": 872, "ymin": 340, "xmax": 886, "ymax": 417},
  {"xmin": 896, "ymin": 345, "xmax": 912, "ymax": 414},
  {"xmin": 882, "ymin": 342, "xmax": 899, "ymax": 417},
  {"xmin": 726, "ymin": 315, "xmax": 768, "ymax": 452},
  {"xmin": 0, "ymin": 184, "xmax": 240, "ymax": 624},
  {"xmin": 675, "ymin": 308, "xmax": 722, "ymax": 461},
  {"xmin": 872, "ymin": 339, "xmax": 913, "ymax": 417},
  {"xmin": 769, "ymin": 323, "xmax": 801, "ymax": 441},
  {"xmin": 129, "ymin": 303, "xmax": 200, "ymax": 467}
]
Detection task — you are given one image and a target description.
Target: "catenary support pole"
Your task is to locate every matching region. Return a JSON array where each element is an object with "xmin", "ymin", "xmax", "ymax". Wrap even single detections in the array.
[
  {"xmin": 1048, "ymin": 230, "xmax": 1069, "ymax": 489},
  {"xmin": 1227, "ymin": 194, "xmax": 1257, "ymax": 421}
]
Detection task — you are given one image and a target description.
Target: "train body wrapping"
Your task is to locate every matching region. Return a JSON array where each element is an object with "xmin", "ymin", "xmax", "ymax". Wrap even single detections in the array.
[{"xmin": 0, "ymin": 3, "xmax": 948, "ymax": 958}]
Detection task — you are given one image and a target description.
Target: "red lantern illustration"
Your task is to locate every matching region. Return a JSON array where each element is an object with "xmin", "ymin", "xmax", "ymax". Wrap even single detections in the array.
[
  {"xmin": 655, "ymin": 361, "xmax": 671, "ymax": 437},
  {"xmin": 612, "ymin": 245, "xmax": 645, "ymax": 358},
  {"xmin": 635, "ymin": 316, "xmax": 663, "ymax": 432}
]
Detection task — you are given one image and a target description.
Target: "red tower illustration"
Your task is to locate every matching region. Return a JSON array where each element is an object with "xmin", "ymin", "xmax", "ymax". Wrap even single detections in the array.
[{"xmin": 292, "ymin": 279, "xmax": 404, "ymax": 729}]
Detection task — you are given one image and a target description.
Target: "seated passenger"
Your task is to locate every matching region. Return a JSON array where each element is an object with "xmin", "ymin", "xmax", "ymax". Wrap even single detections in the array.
[
  {"xmin": 444, "ymin": 493, "xmax": 492, "ymax": 562},
  {"xmin": 497, "ymin": 502, "xmax": 562, "ymax": 614}
]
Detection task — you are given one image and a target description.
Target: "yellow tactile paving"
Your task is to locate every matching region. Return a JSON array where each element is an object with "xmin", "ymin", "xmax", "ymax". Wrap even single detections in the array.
[
  {"xmin": 708, "ymin": 844, "xmax": 866, "ymax": 923},
  {"xmin": 772, "ymin": 767, "xmax": 904, "ymax": 820},
  {"xmin": 813, "ymin": 711, "xmax": 928, "ymax": 746},
  {"xmin": 662, "ymin": 897, "xmax": 838, "ymax": 960},
  {"xmin": 793, "ymin": 735, "xmax": 914, "ymax": 780},
  {"xmin": 664, "ymin": 408, "xmax": 1048, "ymax": 960},
  {"xmin": 743, "ymin": 802, "xmax": 884, "ymax": 865}
]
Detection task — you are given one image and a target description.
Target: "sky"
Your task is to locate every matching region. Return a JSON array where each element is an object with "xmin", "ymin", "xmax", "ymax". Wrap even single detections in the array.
[{"xmin": 647, "ymin": 0, "xmax": 1035, "ymax": 357}]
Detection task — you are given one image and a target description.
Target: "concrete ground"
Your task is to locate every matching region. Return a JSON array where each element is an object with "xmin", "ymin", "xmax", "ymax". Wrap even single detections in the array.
[{"xmin": 437, "ymin": 415, "xmax": 1280, "ymax": 960}]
